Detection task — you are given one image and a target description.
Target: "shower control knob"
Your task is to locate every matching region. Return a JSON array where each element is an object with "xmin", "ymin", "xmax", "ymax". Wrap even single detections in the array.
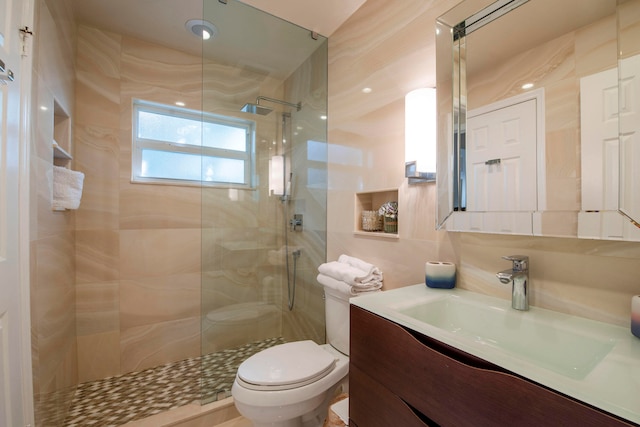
[{"xmin": 290, "ymin": 214, "xmax": 303, "ymax": 231}]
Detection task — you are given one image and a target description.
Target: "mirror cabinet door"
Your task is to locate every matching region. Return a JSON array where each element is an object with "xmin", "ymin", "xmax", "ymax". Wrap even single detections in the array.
[
  {"xmin": 618, "ymin": 0, "xmax": 640, "ymax": 230},
  {"xmin": 435, "ymin": 0, "xmax": 640, "ymax": 240}
]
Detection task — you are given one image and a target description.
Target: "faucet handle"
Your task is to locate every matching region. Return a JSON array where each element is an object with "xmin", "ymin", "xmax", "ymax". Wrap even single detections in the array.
[{"xmin": 502, "ymin": 255, "xmax": 528, "ymax": 271}]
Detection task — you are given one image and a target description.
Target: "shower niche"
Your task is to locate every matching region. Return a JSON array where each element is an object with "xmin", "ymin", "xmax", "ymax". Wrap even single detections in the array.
[
  {"xmin": 53, "ymin": 100, "xmax": 72, "ymax": 166},
  {"xmin": 354, "ymin": 189, "xmax": 399, "ymax": 237}
]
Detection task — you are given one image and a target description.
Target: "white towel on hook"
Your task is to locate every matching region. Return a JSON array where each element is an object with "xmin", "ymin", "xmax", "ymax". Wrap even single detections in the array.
[{"xmin": 52, "ymin": 166, "xmax": 84, "ymax": 210}]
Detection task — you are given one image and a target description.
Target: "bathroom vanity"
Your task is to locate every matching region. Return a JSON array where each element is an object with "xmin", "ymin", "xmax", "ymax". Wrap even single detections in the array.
[{"xmin": 349, "ymin": 286, "xmax": 640, "ymax": 427}]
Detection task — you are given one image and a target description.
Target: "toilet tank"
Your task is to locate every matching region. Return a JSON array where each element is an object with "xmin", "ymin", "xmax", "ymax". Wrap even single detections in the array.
[{"xmin": 324, "ymin": 286, "xmax": 354, "ymax": 355}]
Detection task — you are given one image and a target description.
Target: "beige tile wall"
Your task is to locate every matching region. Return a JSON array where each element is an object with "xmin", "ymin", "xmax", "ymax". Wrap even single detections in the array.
[
  {"xmin": 73, "ymin": 22, "xmax": 328, "ymax": 382},
  {"xmin": 73, "ymin": 25, "xmax": 205, "ymax": 380},
  {"xmin": 31, "ymin": 0, "xmax": 78, "ymax": 425},
  {"xmin": 327, "ymin": 0, "xmax": 640, "ymax": 327}
]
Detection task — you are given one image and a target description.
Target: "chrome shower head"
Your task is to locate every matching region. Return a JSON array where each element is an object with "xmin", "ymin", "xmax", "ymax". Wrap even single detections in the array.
[
  {"xmin": 241, "ymin": 103, "xmax": 273, "ymax": 115},
  {"xmin": 241, "ymin": 96, "xmax": 301, "ymax": 116}
]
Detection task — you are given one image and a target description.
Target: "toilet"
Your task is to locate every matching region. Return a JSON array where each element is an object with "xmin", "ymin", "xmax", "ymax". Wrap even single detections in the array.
[{"xmin": 231, "ymin": 284, "xmax": 356, "ymax": 427}]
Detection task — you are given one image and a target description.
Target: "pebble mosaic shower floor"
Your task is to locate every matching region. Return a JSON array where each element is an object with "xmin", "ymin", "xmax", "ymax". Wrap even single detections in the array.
[{"xmin": 62, "ymin": 337, "xmax": 284, "ymax": 427}]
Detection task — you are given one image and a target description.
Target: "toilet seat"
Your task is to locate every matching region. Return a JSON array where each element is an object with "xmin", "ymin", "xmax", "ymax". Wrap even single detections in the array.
[{"xmin": 237, "ymin": 340, "xmax": 336, "ymax": 391}]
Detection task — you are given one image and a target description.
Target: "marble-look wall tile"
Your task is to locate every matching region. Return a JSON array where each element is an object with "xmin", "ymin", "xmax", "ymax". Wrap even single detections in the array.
[
  {"xmin": 76, "ymin": 281, "xmax": 119, "ymax": 336},
  {"xmin": 36, "ymin": 276, "xmax": 76, "ymax": 394},
  {"xmin": 36, "ymin": 0, "xmax": 75, "ymax": 116},
  {"xmin": 76, "ymin": 26, "xmax": 122, "ymax": 78},
  {"xmin": 619, "ymin": 0, "xmax": 640, "ymax": 57},
  {"xmin": 120, "ymin": 37, "xmax": 203, "ymax": 95},
  {"xmin": 76, "ymin": 229, "xmax": 120, "ymax": 284},
  {"xmin": 75, "ymin": 72, "xmax": 121, "ymax": 128},
  {"xmin": 73, "ymin": 124, "xmax": 120, "ymax": 231},
  {"xmin": 119, "ymin": 228, "xmax": 201, "ymax": 279},
  {"xmin": 574, "ymin": 14, "xmax": 617, "ymax": 76},
  {"xmin": 31, "ymin": 1, "xmax": 78, "ymax": 423},
  {"xmin": 120, "ymin": 273, "xmax": 201, "ymax": 330},
  {"xmin": 120, "ymin": 317, "xmax": 200, "ymax": 374},
  {"xmin": 33, "ymin": 230, "xmax": 77, "ymax": 396},
  {"xmin": 77, "ymin": 331, "xmax": 121, "ymax": 383},
  {"xmin": 455, "ymin": 232, "xmax": 640, "ymax": 326},
  {"xmin": 119, "ymin": 184, "xmax": 201, "ymax": 230}
]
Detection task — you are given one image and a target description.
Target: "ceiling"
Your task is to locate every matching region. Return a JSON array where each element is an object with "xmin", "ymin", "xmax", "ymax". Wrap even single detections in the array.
[
  {"xmin": 70, "ymin": 0, "xmax": 365, "ymax": 79},
  {"xmin": 238, "ymin": 0, "xmax": 365, "ymax": 37}
]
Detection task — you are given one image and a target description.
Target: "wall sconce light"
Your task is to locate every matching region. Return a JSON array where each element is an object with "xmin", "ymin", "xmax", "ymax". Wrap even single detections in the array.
[
  {"xmin": 269, "ymin": 155, "xmax": 284, "ymax": 196},
  {"xmin": 405, "ymin": 87, "xmax": 436, "ymax": 184}
]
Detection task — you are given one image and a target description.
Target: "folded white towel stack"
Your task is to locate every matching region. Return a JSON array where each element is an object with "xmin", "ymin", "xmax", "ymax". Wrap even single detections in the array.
[
  {"xmin": 53, "ymin": 165, "xmax": 85, "ymax": 210},
  {"xmin": 317, "ymin": 254, "xmax": 383, "ymax": 295}
]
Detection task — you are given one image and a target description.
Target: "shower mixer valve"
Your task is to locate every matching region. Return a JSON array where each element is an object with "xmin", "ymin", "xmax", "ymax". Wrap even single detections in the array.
[{"xmin": 290, "ymin": 214, "xmax": 303, "ymax": 231}]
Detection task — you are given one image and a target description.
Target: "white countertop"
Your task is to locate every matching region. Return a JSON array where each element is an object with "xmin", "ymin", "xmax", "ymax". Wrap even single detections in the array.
[{"xmin": 351, "ymin": 284, "xmax": 640, "ymax": 425}]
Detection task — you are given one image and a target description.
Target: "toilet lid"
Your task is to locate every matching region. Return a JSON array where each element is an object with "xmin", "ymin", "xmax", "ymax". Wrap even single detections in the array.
[{"xmin": 237, "ymin": 340, "xmax": 336, "ymax": 391}]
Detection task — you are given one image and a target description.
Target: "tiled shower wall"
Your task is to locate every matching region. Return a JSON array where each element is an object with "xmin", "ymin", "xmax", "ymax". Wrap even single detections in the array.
[
  {"xmin": 74, "ymin": 21, "xmax": 327, "ymax": 382},
  {"xmin": 31, "ymin": 0, "xmax": 77, "ymax": 424},
  {"xmin": 73, "ymin": 24, "xmax": 205, "ymax": 382}
]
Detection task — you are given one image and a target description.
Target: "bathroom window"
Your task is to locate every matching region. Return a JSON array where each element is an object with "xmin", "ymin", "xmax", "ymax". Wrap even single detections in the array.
[{"xmin": 132, "ymin": 99, "xmax": 255, "ymax": 187}]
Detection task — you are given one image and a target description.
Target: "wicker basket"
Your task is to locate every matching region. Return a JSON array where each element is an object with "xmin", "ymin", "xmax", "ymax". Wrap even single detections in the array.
[{"xmin": 361, "ymin": 210, "xmax": 383, "ymax": 231}]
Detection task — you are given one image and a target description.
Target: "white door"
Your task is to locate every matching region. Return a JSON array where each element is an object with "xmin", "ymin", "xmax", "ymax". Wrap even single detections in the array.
[
  {"xmin": 620, "ymin": 54, "xmax": 640, "ymax": 224},
  {"xmin": 0, "ymin": 0, "xmax": 34, "ymax": 425},
  {"xmin": 580, "ymin": 67, "xmax": 619, "ymax": 212},
  {"xmin": 467, "ymin": 98, "xmax": 537, "ymax": 212},
  {"xmin": 578, "ymin": 60, "xmax": 640, "ymax": 242}
]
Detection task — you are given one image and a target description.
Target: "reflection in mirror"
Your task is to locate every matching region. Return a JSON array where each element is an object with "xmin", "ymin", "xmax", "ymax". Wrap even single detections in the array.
[
  {"xmin": 435, "ymin": 0, "xmax": 640, "ymax": 240},
  {"xmin": 618, "ymin": 0, "xmax": 640, "ymax": 232}
]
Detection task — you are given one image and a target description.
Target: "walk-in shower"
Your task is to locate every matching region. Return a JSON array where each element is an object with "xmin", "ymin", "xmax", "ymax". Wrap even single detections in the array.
[{"xmin": 35, "ymin": 0, "xmax": 328, "ymax": 425}]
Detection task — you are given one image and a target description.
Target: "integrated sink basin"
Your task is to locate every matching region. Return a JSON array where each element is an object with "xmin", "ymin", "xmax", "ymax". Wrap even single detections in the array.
[
  {"xmin": 352, "ymin": 284, "xmax": 640, "ymax": 424},
  {"xmin": 396, "ymin": 294, "xmax": 616, "ymax": 380}
]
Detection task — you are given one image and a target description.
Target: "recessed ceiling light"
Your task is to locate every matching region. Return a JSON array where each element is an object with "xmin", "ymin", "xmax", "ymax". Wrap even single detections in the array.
[
  {"xmin": 362, "ymin": 87, "xmax": 372, "ymax": 94},
  {"xmin": 185, "ymin": 19, "xmax": 218, "ymax": 40},
  {"xmin": 522, "ymin": 82, "xmax": 534, "ymax": 90},
  {"xmin": 175, "ymin": 101, "xmax": 185, "ymax": 107}
]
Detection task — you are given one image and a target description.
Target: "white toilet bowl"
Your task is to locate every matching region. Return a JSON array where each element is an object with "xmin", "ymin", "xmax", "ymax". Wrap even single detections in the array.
[
  {"xmin": 231, "ymin": 341, "xmax": 349, "ymax": 427},
  {"xmin": 231, "ymin": 340, "xmax": 348, "ymax": 427},
  {"xmin": 232, "ymin": 283, "xmax": 364, "ymax": 426}
]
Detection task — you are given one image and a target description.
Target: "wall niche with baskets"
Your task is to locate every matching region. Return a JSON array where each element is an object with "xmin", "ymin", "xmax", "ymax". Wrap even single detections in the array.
[{"xmin": 354, "ymin": 189, "xmax": 399, "ymax": 238}]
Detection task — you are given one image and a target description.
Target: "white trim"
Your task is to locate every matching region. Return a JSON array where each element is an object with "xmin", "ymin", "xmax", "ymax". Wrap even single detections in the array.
[
  {"xmin": 131, "ymin": 99, "xmax": 255, "ymax": 188},
  {"xmin": 18, "ymin": 0, "xmax": 35, "ymax": 424}
]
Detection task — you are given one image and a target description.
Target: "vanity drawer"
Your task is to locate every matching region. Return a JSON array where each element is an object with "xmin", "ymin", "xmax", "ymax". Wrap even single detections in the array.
[
  {"xmin": 350, "ymin": 364, "xmax": 434, "ymax": 427},
  {"xmin": 350, "ymin": 305, "xmax": 635, "ymax": 427}
]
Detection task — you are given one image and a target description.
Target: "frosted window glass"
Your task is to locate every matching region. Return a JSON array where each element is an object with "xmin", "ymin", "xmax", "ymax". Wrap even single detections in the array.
[{"xmin": 141, "ymin": 150, "xmax": 245, "ymax": 184}]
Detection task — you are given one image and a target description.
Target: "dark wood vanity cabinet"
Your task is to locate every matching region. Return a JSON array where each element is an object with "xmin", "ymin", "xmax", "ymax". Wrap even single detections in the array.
[{"xmin": 349, "ymin": 305, "xmax": 637, "ymax": 427}]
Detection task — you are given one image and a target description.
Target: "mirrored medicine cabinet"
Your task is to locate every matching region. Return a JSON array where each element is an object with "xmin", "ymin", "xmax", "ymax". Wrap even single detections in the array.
[{"xmin": 435, "ymin": 0, "xmax": 640, "ymax": 241}]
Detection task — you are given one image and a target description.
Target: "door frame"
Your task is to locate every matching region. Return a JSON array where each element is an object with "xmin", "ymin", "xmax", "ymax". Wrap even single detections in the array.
[{"xmin": 16, "ymin": 0, "xmax": 36, "ymax": 424}]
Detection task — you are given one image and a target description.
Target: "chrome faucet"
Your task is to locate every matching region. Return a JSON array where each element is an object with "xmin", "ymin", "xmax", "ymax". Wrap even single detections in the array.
[{"xmin": 496, "ymin": 255, "xmax": 529, "ymax": 311}]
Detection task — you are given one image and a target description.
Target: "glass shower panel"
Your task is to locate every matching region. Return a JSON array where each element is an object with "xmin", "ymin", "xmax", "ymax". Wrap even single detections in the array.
[{"xmin": 199, "ymin": 0, "xmax": 328, "ymax": 403}]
